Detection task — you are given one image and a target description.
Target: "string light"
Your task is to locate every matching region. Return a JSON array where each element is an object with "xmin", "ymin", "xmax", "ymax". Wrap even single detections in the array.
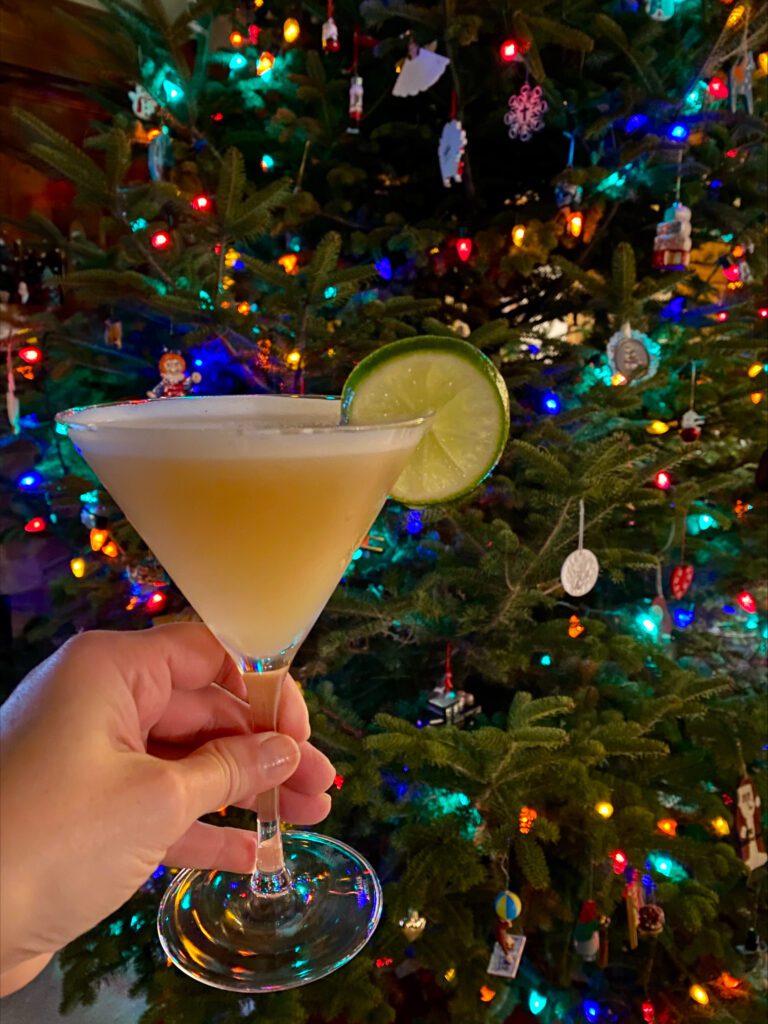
[
  {"xmin": 646, "ymin": 420, "xmax": 669, "ymax": 434},
  {"xmin": 332, "ymin": 773, "xmax": 345, "ymax": 789},
  {"xmin": 711, "ymin": 816, "xmax": 730, "ymax": 836},
  {"xmin": 283, "ymin": 18, "xmax": 300, "ymax": 43},
  {"xmin": 583, "ymin": 999, "xmax": 600, "ymax": 1021},
  {"xmin": 500, "ymin": 39, "xmax": 518, "ymax": 62},
  {"xmin": 529, "ymin": 990, "xmax": 547, "ymax": 1015},
  {"xmin": 512, "ymin": 225, "xmax": 526, "ymax": 247},
  {"xmin": 286, "ymin": 350, "xmax": 302, "ymax": 368},
  {"xmin": 24, "ymin": 517, "xmax": 46, "ymax": 533},
  {"xmin": 667, "ymin": 123, "xmax": 689, "ymax": 142},
  {"xmin": 569, "ymin": 614, "xmax": 585, "ymax": 638},
  {"xmin": 611, "ymin": 372, "xmax": 627, "ymax": 386},
  {"xmin": 456, "ymin": 238, "xmax": 473, "ymax": 262},
  {"xmin": 229, "ymin": 53, "xmax": 247, "ymax": 72},
  {"xmin": 70, "ymin": 557, "xmax": 86, "ymax": 578},
  {"xmin": 715, "ymin": 310, "xmax": 728, "ymax": 321},
  {"xmin": 18, "ymin": 345, "xmax": 42, "ymax": 364},
  {"xmin": 229, "ymin": 30, "xmax": 244, "ymax": 46},
  {"xmin": 444, "ymin": 967, "xmax": 456, "ymax": 982},
  {"xmin": 17, "ymin": 471, "xmax": 42, "ymax": 491},
  {"xmin": 101, "ymin": 540, "xmax": 119, "ymax": 558},
  {"xmin": 750, "ymin": 392, "xmax": 764, "ymax": 404},
  {"xmin": 708, "ymin": 75, "xmax": 729, "ymax": 98},
  {"xmin": 145, "ymin": 129, "xmax": 161, "ymax": 142},
  {"xmin": 610, "ymin": 849, "xmax": 627, "ymax": 874},
  {"xmin": 567, "ymin": 210, "xmax": 584, "ymax": 238},
  {"xmin": 654, "ymin": 470, "xmax": 672, "ymax": 490},
  {"xmin": 642, "ymin": 1001, "xmax": 655, "ymax": 1023},
  {"xmin": 150, "ymin": 230, "xmax": 171, "ymax": 250},
  {"xmin": 543, "ymin": 391, "xmax": 561, "ymax": 414},
  {"xmin": 278, "ymin": 253, "xmax": 299, "ymax": 274},
  {"xmin": 260, "ymin": 154, "xmax": 275, "ymax": 172},
  {"xmin": 162, "ymin": 79, "xmax": 183, "ymax": 102},
  {"xmin": 736, "ymin": 591, "xmax": 757, "ymax": 613},
  {"xmin": 190, "ymin": 194, "xmax": 211, "ymax": 212},
  {"xmin": 759, "ymin": 307, "xmax": 768, "ymax": 319},
  {"xmin": 725, "ymin": 4, "xmax": 745, "ymax": 28},
  {"xmin": 89, "ymin": 528, "xmax": 109, "ymax": 552},
  {"xmin": 256, "ymin": 51, "xmax": 275, "ymax": 76},
  {"xmin": 595, "ymin": 801, "xmax": 614, "ymax": 818},
  {"xmin": 479, "ymin": 985, "xmax": 496, "ymax": 1003},
  {"xmin": 748, "ymin": 363, "xmax": 764, "ymax": 377},
  {"xmin": 236, "ymin": 301, "xmax": 251, "ymax": 315},
  {"xmin": 519, "ymin": 806, "xmax": 538, "ymax": 833},
  {"xmin": 657, "ymin": 818, "xmax": 677, "ymax": 836},
  {"xmin": 146, "ymin": 591, "xmax": 167, "ymax": 613},
  {"xmin": 689, "ymin": 984, "xmax": 709, "ymax": 1006},
  {"xmin": 673, "ymin": 608, "xmax": 695, "ymax": 628}
]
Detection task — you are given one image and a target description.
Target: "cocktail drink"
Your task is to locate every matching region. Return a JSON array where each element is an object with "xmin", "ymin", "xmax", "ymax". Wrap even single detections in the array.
[{"xmin": 57, "ymin": 394, "xmax": 431, "ymax": 992}]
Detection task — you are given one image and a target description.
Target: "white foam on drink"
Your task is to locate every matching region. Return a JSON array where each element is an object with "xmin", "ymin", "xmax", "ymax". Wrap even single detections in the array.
[{"xmin": 59, "ymin": 395, "xmax": 427, "ymax": 460}]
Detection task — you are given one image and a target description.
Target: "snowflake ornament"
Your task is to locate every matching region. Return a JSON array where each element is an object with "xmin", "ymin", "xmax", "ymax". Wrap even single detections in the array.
[{"xmin": 504, "ymin": 83, "xmax": 548, "ymax": 142}]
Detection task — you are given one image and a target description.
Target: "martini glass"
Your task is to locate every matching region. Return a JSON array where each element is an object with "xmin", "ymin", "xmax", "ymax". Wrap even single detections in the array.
[{"xmin": 56, "ymin": 394, "xmax": 430, "ymax": 992}]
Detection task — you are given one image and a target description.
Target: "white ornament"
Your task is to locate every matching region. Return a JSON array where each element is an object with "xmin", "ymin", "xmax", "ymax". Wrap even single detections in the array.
[
  {"xmin": 560, "ymin": 501, "xmax": 599, "ymax": 597},
  {"xmin": 607, "ymin": 322, "xmax": 659, "ymax": 384},
  {"xmin": 392, "ymin": 41, "xmax": 450, "ymax": 98},
  {"xmin": 348, "ymin": 76, "xmax": 363, "ymax": 134},
  {"xmin": 438, "ymin": 120, "xmax": 467, "ymax": 187},
  {"xmin": 322, "ymin": 17, "xmax": 340, "ymax": 53},
  {"xmin": 129, "ymin": 84, "xmax": 158, "ymax": 121},
  {"xmin": 504, "ymin": 83, "xmax": 548, "ymax": 142}
]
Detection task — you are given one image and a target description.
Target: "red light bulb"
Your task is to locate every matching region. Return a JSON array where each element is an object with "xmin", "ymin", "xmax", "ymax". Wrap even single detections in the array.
[
  {"xmin": 708, "ymin": 76, "xmax": 729, "ymax": 99},
  {"xmin": 19, "ymin": 346, "xmax": 42, "ymax": 364},
  {"xmin": 24, "ymin": 517, "xmax": 46, "ymax": 533},
  {"xmin": 610, "ymin": 849, "xmax": 627, "ymax": 874},
  {"xmin": 725, "ymin": 148, "xmax": 738, "ymax": 158},
  {"xmin": 500, "ymin": 39, "xmax": 518, "ymax": 62},
  {"xmin": 190, "ymin": 194, "xmax": 211, "ymax": 212},
  {"xmin": 248, "ymin": 24, "xmax": 261, "ymax": 44},
  {"xmin": 654, "ymin": 470, "xmax": 671, "ymax": 490},
  {"xmin": 736, "ymin": 591, "xmax": 757, "ymax": 613},
  {"xmin": 151, "ymin": 230, "xmax": 171, "ymax": 250},
  {"xmin": 716, "ymin": 310, "xmax": 728, "ymax": 321},
  {"xmin": 456, "ymin": 238, "xmax": 473, "ymax": 262},
  {"xmin": 333, "ymin": 773, "xmax": 345, "ymax": 789},
  {"xmin": 146, "ymin": 591, "xmax": 167, "ymax": 613},
  {"xmin": 758, "ymin": 308, "xmax": 767, "ymax": 319},
  {"xmin": 722, "ymin": 263, "xmax": 741, "ymax": 283},
  {"xmin": 211, "ymin": 111, "xmax": 224, "ymax": 122},
  {"xmin": 642, "ymin": 1001, "xmax": 655, "ymax": 1023}
]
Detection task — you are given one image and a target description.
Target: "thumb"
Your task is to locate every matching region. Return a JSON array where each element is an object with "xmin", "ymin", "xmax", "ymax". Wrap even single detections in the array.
[{"xmin": 170, "ymin": 732, "xmax": 299, "ymax": 822}]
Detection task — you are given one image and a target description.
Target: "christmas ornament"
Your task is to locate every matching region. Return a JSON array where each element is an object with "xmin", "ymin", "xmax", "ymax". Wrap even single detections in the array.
[
  {"xmin": 555, "ymin": 180, "xmax": 583, "ymax": 209},
  {"xmin": 560, "ymin": 500, "xmax": 599, "ymax": 597},
  {"xmin": 680, "ymin": 408, "xmax": 704, "ymax": 441},
  {"xmin": 573, "ymin": 899, "xmax": 601, "ymax": 962},
  {"xmin": 438, "ymin": 119, "xmax": 467, "ymax": 188},
  {"xmin": 730, "ymin": 51, "xmax": 755, "ymax": 114},
  {"xmin": 322, "ymin": 18, "xmax": 340, "ymax": 53},
  {"xmin": 638, "ymin": 903, "xmax": 665, "ymax": 936},
  {"xmin": 104, "ymin": 319, "xmax": 123, "ymax": 349},
  {"xmin": 607, "ymin": 323, "xmax": 659, "ymax": 384},
  {"xmin": 652, "ymin": 203, "xmax": 692, "ymax": 270},
  {"xmin": 392, "ymin": 39, "xmax": 450, "ymax": 98},
  {"xmin": 504, "ymin": 83, "xmax": 548, "ymax": 141},
  {"xmin": 487, "ymin": 933, "xmax": 526, "ymax": 978},
  {"xmin": 518, "ymin": 807, "xmax": 537, "ymax": 834},
  {"xmin": 735, "ymin": 775, "xmax": 768, "ymax": 872},
  {"xmin": 494, "ymin": 890, "xmax": 522, "ymax": 921},
  {"xmin": 147, "ymin": 351, "xmax": 201, "ymax": 399},
  {"xmin": 624, "ymin": 869, "xmax": 642, "ymax": 950},
  {"xmin": 670, "ymin": 564, "xmax": 694, "ymax": 599},
  {"xmin": 129, "ymin": 84, "xmax": 158, "ymax": 121},
  {"xmin": 348, "ymin": 76, "xmax": 364, "ymax": 133},
  {"xmin": 399, "ymin": 908, "xmax": 426, "ymax": 940},
  {"xmin": 6, "ymin": 342, "xmax": 19, "ymax": 433},
  {"xmin": 645, "ymin": 0, "xmax": 675, "ymax": 20},
  {"xmin": 148, "ymin": 130, "xmax": 174, "ymax": 181},
  {"xmin": 425, "ymin": 644, "xmax": 481, "ymax": 726}
]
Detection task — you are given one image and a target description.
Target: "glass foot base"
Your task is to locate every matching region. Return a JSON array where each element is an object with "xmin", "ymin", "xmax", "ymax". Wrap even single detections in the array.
[{"xmin": 157, "ymin": 831, "xmax": 382, "ymax": 992}]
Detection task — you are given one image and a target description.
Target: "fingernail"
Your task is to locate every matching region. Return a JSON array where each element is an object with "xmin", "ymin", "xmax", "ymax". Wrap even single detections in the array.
[{"xmin": 258, "ymin": 733, "xmax": 299, "ymax": 777}]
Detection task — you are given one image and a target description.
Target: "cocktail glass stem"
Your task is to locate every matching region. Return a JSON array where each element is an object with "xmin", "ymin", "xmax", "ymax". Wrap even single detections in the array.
[{"xmin": 243, "ymin": 668, "xmax": 291, "ymax": 897}]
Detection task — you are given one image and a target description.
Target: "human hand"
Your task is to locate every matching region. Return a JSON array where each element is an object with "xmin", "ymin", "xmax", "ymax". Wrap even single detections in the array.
[{"xmin": 0, "ymin": 624, "xmax": 335, "ymax": 995}]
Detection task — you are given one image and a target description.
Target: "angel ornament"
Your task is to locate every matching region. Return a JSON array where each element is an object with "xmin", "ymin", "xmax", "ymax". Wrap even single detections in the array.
[{"xmin": 392, "ymin": 37, "xmax": 450, "ymax": 98}]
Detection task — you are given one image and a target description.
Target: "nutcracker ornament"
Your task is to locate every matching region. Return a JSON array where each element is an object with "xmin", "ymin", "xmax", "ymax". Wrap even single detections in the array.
[
  {"xmin": 147, "ymin": 351, "xmax": 201, "ymax": 398},
  {"xmin": 735, "ymin": 775, "xmax": 768, "ymax": 872},
  {"xmin": 573, "ymin": 899, "xmax": 605, "ymax": 962},
  {"xmin": 348, "ymin": 76, "xmax": 364, "ymax": 133},
  {"xmin": 652, "ymin": 203, "xmax": 692, "ymax": 270},
  {"xmin": 322, "ymin": 1, "xmax": 340, "ymax": 53}
]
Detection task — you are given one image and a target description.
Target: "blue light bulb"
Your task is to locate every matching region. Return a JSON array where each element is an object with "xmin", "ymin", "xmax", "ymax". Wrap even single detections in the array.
[
  {"xmin": 324, "ymin": 286, "xmax": 337, "ymax": 300},
  {"xmin": 406, "ymin": 510, "xmax": 423, "ymax": 535},
  {"xmin": 673, "ymin": 608, "xmax": 694, "ymax": 628},
  {"xmin": 229, "ymin": 54, "xmax": 247, "ymax": 72},
  {"xmin": 584, "ymin": 999, "xmax": 600, "ymax": 1022},
  {"xmin": 625, "ymin": 113, "xmax": 648, "ymax": 133},
  {"xmin": 17, "ymin": 471, "xmax": 42, "ymax": 491},
  {"xmin": 375, "ymin": 257, "xmax": 393, "ymax": 281},
  {"xmin": 668, "ymin": 123, "xmax": 689, "ymax": 142},
  {"xmin": 543, "ymin": 392, "xmax": 561, "ymax": 414}
]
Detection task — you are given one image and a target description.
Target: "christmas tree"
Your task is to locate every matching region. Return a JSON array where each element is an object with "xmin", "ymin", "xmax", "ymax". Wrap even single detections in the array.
[{"xmin": 2, "ymin": 0, "xmax": 767, "ymax": 1021}]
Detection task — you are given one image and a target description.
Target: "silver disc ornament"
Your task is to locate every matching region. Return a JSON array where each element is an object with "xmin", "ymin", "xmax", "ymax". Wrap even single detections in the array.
[{"xmin": 561, "ymin": 548, "xmax": 600, "ymax": 597}]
